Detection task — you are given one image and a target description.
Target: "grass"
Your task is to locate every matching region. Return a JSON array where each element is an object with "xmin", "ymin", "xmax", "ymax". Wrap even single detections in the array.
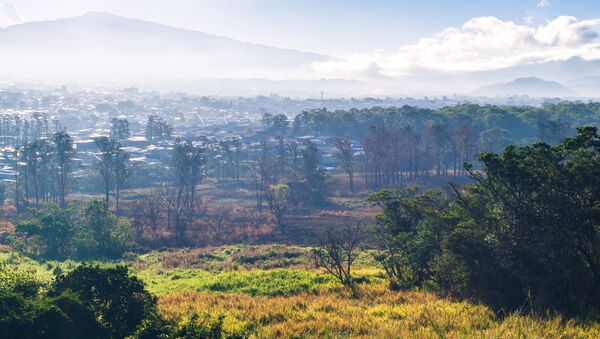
[
  {"xmin": 137, "ymin": 268, "xmax": 340, "ymax": 296},
  {"xmin": 2, "ymin": 246, "xmax": 600, "ymax": 338},
  {"xmin": 158, "ymin": 285, "xmax": 600, "ymax": 338}
]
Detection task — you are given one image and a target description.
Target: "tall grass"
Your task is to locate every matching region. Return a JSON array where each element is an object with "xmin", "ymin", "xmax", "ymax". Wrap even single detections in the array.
[{"xmin": 158, "ymin": 285, "xmax": 600, "ymax": 338}]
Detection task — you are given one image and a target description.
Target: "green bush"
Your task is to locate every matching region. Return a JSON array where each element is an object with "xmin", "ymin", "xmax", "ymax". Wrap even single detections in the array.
[{"xmin": 15, "ymin": 199, "xmax": 132, "ymax": 260}]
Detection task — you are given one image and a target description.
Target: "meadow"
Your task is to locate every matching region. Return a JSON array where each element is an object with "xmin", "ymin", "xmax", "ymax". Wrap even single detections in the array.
[{"xmin": 2, "ymin": 245, "xmax": 600, "ymax": 338}]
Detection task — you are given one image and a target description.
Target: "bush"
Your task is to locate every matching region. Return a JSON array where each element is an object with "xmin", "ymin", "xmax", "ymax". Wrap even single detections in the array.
[
  {"xmin": 15, "ymin": 200, "xmax": 132, "ymax": 260},
  {"xmin": 50, "ymin": 265, "xmax": 157, "ymax": 338}
]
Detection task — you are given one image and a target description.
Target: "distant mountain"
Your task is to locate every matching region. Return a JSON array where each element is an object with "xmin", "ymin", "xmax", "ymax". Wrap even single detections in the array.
[
  {"xmin": 0, "ymin": 3, "xmax": 21, "ymax": 27},
  {"xmin": 474, "ymin": 77, "xmax": 575, "ymax": 98},
  {"xmin": 0, "ymin": 12, "xmax": 330, "ymax": 81}
]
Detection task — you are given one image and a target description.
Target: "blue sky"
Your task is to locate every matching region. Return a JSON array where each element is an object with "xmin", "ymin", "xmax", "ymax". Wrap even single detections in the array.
[{"xmin": 4, "ymin": 0, "xmax": 600, "ymax": 55}]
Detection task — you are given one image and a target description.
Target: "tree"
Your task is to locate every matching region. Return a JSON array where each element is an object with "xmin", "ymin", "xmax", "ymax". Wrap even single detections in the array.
[
  {"xmin": 94, "ymin": 137, "xmax": 118, "ymax": 204},
  {"xmin": 50, "ymin": 265, "xmax": 158, "ymax": 339},
  {"xmin": 267, "ymin": 183, "xmax": 291, "ymax": 231},
  {"xmin": 450, "ymin": 126, "xmax": 600, "ymax": 315},
  {"xmin": 16, "ymin": 200, "xmax": 131, "ymax": 260},
  {"xmin": 145, "ymin": 115, "xmax": 173, "ymax": 141},
  {"xmin": 367, "ymin": 188, "xmax": 452, "ymax": 290},
  {"xmin": 129, "ymin": 194, "xmax": 162, "ymax": 243},
  {"xmin": 314, "ymin": 223, "xmax": 363, "ymax": 289},
  {"xmin": 301, "ymin": 140, "xmax": 329, "ymax": 206},
  {"xmin": 79, "ymin": 199, "xmax": 131, "ymax": 259},
  {"xmin": 334, "ymin": 136, "xmax": 355, "ymax": 193},
  {"xmin": 110, "ymin": 118, "xmax": 130, "ymax": 141},
  {"xmin": 53, "ymin": 131, "xmax": 74, "ymax": 207},
  {"xmin": 16, "ymin": 203, "xmax": 76, "ymax": 259},
  {"xmin": 262, "ymin": 113, "xmax": 289, "ymax": 135},
  {"xmin": 171, "ymin": 139, "xmax": 205, "ymax": 245},
  {"xmin": 0, "ymin": 288, "xmax": 104, "ymax": 339},
  {"xmin": 253, "ymin": 141, "xmax": 274, "ymax": 212},
  {"xmin": 112, "ymin": 147, "xmax": 130, "ymax": 214}
]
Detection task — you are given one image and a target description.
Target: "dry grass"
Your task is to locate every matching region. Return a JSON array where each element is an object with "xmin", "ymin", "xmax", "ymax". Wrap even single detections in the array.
[
  {"xmin": 158, "ymin": 284, "xmax": 600, "ymax": 338},
  {"xmin": 2, "ymin": 246, "xmax": 599, "ymax": 338}
]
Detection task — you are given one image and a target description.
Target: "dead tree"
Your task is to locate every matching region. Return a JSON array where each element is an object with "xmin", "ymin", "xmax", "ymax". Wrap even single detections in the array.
[{"xmin": 314, "ymin": 223, "xmax": 364, "ymax": 289}]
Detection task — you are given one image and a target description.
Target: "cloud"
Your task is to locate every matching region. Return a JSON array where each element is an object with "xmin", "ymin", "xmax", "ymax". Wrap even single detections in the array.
[
  {"xmin": 537, "ymin": 0, "xmax": 550, "ymax": 8},
  {"xmin": 313, "ymin": 16, "xmax": 600, "ymax": 78},
  {"xmin": 0, "ymin": 2, "xmax": 22, "ymax": 27}
]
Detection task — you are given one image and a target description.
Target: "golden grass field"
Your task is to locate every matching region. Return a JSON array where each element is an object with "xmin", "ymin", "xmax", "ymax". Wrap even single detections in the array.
[{"xmin": 2, "ymin": 245, "xmax": 600, "ymax": 338}]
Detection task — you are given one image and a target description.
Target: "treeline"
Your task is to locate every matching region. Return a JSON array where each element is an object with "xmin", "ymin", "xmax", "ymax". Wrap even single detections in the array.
[
  {"xmin": 362, "ymin": 126, "xmax": 600, "ymax": 316},
  {"xmin": 288, "ymin": 102, "xmax": 600, "ymax": 188},
  {"xmin": 0, "ymin": 112, "xmax": 56, "ymax": 147},
  {"xmin": 292, "ymin": 102, "xmax": 600, "ymax": 144}
]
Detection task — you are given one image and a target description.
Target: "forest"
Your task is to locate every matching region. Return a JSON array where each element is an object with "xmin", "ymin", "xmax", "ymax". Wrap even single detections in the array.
[{"xmin": 1, "ymin": 103, "xmax": 600, "ymax": 337}]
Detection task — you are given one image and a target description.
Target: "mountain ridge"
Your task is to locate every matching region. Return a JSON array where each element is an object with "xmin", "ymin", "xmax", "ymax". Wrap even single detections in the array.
[
  {"xmin": 474, "ymin": 77, "xmax": 575, "ymax": 98},
  {"xmin": 0, "ymin": 11, "xmax": 330, "ymax": 80}
]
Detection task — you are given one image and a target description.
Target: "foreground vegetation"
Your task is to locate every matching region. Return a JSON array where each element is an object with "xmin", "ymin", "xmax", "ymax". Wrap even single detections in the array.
[{"xmin": 2, "ymin": 247, "xmax": 600, "ymax": 338}]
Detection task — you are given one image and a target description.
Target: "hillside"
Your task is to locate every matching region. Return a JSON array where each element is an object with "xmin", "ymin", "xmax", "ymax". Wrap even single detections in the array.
[
  {"xmin": 474, "ymin": 77, "xmax": 574, "ymax": 97},
  {"xmin": 0, "ymin": 12, "xmax": 330, "ymax": 80}
]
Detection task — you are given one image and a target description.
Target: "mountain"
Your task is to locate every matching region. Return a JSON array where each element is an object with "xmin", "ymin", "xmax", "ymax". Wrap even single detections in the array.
[
  {"xmin": 0, "ymin": 3, "xmax": 21, "ymax": 27},
  {"xmin": 474, "ymin": 77, "xmax": 575, "ymax": 98},
  {"xmin": 0, "ymin": 12, "xmax": 330, "ymax": 81}
]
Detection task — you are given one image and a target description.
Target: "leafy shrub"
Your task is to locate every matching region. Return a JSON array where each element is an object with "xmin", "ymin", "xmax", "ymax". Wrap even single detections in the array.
[
  {"xmin": 15, "ymin": 200, "xmax": 132, "ymax": 260},
  {"xmin": 50, "ymin": 265, "xmax": 157, "ymax": 338}
]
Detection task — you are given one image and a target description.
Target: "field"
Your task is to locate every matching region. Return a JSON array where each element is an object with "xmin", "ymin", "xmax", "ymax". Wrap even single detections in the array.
[{"xmin": 2, "ymin": 245, "xmax": 599, "ymax": 338}]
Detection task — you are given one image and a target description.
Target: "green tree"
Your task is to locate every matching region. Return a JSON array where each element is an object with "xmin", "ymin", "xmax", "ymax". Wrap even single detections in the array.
[
  {"xmin": 78, "ymin": 199, "xmax": 131, "ymax": 259},
  {"xmin": 367, "ymin": 188, "xmax": 452, "ymax": 290},
  {"xmin": 16, "ymin": 203, "xmax": 76, "ymax": 259},
  {"xmin": 301, "ymin": 140, "xmax": 329, "ymax": 206},
  {"xmin": 50, "ymin": 265, "xmax": 157, "ymax": 339},
  {"xmin": 451, "ymin": 126, "xmax": 600, "ymax": 315}
]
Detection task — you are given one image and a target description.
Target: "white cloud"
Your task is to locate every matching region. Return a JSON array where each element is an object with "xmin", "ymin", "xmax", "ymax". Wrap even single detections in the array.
[
  {"xmin": 538, "ymin": 0, "xmax": 551, "ymax": 8},
  {"xmin": 313, "ymin": 16, "xmax": 600, "ymax": 78}
]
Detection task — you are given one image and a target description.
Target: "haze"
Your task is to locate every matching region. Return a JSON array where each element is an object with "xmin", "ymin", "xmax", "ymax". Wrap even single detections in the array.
[{"xmin": 1, "ymin": 0, "xmax": 600, "ymax": 96}]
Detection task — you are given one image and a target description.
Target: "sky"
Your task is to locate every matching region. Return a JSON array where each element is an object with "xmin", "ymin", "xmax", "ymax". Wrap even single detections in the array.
[
  {"xmin": 1, "ymin": 0, "xmax": 600, "ymax": 96},
  {"xmin": 3, "ymin": 0, "xmax": 600, "ymax": 56}
]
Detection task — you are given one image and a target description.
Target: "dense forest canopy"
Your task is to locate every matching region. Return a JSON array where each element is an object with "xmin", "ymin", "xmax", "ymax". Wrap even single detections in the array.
[{"xmin": 293, "ymin": 102, "xmax": 600, "ymax": 148}]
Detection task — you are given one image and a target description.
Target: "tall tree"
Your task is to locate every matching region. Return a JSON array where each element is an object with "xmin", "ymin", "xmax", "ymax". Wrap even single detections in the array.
[
  {"xmin": 94, "ymin": 137, "xmax": 119, "ymax": 205},
  {"xmin": 113, "ymin": 148, "xmax": 130, "ymax": 214},
  {"xmin": 53, "ymin": 132, "xmax": 74, "ymax": 207},
  {"xmin": 334, "ymin": 136, "xmax": 355, "ymax": 193},
  {"xmin": 171, "ymin": 139, "xmax": 205, "ymax": 244},
  {"xmin": 110, "ymin": 118, "xmax": 130, "ymax": 141}
]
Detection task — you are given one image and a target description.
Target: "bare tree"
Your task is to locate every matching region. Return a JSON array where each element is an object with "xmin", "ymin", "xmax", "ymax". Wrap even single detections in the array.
[
  {"xmin": 334, "ymin": 136, "xmax": 355, "ymax": 193},
  {"xmin": 171, "ymin": 139, "xmax": 206, "ymax": 245},
  {"xmin": 208, "ymin": 205, "xmax": 231, "ymax": 243},
  {"xmin": 130, "ymin": 193, "xmax": 163, "ymax": 243},
  {"xmin": 267, "ymin": 183, "xmax": 291, "ymax": 231},
  {"xmin": 314, "ymin": 223, "xmax": 364, "ymax": 289}
]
